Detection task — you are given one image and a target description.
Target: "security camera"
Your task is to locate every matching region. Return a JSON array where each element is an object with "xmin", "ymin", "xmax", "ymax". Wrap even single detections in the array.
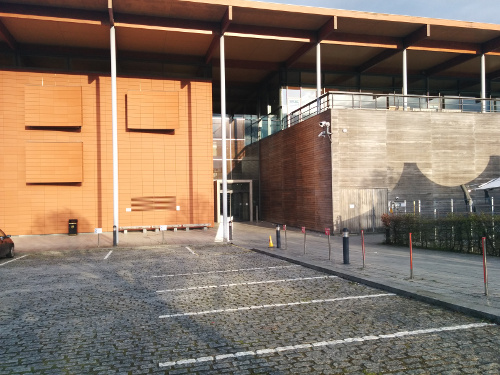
[
  {"xmin": 319, "ymin": 121, "xmax": 330, "ymax": 128},
  {"xmin": 396, "ymin": 197, "xmax": 399, "ymax": 200}
]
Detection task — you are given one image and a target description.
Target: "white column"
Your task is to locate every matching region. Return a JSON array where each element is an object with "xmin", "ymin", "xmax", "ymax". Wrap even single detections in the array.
[
  {"xmin": 110, "ymin": 26, "xmax": 119, "ymax": 246},
  {"xmin": 481, "ymin": 53, "xmax": 486, "ymax": 113},
  {"xmin": 316, "ymin": 42, "xmax": 321, "ymax": 114},
  {"xmin": 403, "ymin": 49, "xmax": 408, "ymax": 111},
  {"xmin": 220, "ymin": 35, "xmax": 229, "ymax": 242}
]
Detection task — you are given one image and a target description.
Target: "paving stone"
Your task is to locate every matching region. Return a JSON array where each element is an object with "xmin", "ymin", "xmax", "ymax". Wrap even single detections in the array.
[{"xmin": 1, "ymin": 244, "xmax": 499, "ymax": 374}]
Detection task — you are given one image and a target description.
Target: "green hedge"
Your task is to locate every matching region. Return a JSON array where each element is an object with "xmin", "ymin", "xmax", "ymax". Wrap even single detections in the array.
[{"xmin": 382, "ymin": 213, "xmax": 500, "ymax": 256}]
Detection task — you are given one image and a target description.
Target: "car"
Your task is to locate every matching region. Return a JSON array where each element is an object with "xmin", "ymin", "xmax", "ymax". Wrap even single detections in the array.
[{"xmin": 0, "ymin": 228, "xmax": 14, "ymax": 258}]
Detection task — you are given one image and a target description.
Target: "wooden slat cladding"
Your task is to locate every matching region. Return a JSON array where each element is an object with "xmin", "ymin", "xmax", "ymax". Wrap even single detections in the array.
[
  {"xmin": 127, "ymin": 90, "xmax": 180, "ymax": 130},
  {"xmin": 259, "ymin": 112, "xmax": 333, "ymax": 232},
  {"xmin": 339, "ymin": 189, "xmax": 388, "ymax": 233},
  {"xmin": 25, "ymin": 86, "xmax": 82, "ymax": 127},
  {"xmin": 131, "ymin": 196, "xmax": 176, "ymax": 211},
  {"xmin": 26, "ymin": 142, "xmax": 83, "ymax": 183}
]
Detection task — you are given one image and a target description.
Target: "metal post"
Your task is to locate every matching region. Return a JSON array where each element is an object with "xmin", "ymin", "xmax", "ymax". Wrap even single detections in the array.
[
  {"xmin": 342, "ymin": 228, "xmax": 349, "ymax": 264},
  {"xmin": 220, "ymin": 35, "xmax": 228, "ymax": 242},
  {"xmin": 409, "ymin": 232, "xmax": 414, "ymax": 279},
  {"xmin": 481, "ymin": 54, "xmax": 486, "ymax": 113},
  {"xmin": 403, "ymin": 49, "xmax": 408, "ymax": 111},
  {"xmin": 361, "ymin": 229, "xmax": 365, "ymax": 269},
  {"xmin": 328, "ymin": 233, "xmax": 331, "ymax": 261},
  {"xmin": 302, "ymin": 227, "xmax": 306, "ymax": 255},
  {"xmin": 275, "ymin": 224, "xmax": 281, "ymax": 249},
  {"xmin": 284, "ymin": 224, "xmax": 287, "ymax": 250},
  {"xmin": 110, "ymin": 25, "xmax": 119, "ymax": 246},
  {"xmin": 482, "ymin": 237, "xmax": 488, "ymax": 296},
  {"xmin": 316, "ymin": 42, "xmax": 321, "ymax": 114},
  {"xmin": 229, "ymin": 220, "xmax": 233, "ymax": 241}
]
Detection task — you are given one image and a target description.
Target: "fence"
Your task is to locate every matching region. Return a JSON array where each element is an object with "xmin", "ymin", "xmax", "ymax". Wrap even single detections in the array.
[{"xmin": 385, "ymin": 198, "xmax": 500, "ymax": 257}]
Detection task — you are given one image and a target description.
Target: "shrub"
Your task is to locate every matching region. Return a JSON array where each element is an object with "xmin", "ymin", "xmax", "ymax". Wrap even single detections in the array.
[{"xmin": 381, "ymin": 213, "xmax": 500, "ymax": 257}]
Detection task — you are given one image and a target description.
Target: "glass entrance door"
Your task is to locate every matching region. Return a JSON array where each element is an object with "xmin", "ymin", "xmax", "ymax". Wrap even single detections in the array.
[{"xmin": 218, "ymin": 181, "xmax": 252, "ymax": 222}]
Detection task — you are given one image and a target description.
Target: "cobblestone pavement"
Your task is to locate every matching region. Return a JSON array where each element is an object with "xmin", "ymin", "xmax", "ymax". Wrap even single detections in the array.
[{"xmin": 1, "ymin": 244, "xmax": 499, "ymax": 374}]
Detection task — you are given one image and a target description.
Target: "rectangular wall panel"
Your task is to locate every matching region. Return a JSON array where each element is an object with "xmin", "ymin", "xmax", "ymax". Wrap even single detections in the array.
[
  {"xmin": 127, "ymin": 91, "xmax": 180, "ymax": 130},
  {"xmin": 26, "ymin": 142, "xmax": 83, "ymax": 183},
  {"xmin": 25, "ymin": 86, "xmax": 82, "ymax": 127}
]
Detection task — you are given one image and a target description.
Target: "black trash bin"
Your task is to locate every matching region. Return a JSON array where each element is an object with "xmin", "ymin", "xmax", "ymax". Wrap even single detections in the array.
[{"xmin": 68, "ymin": 219, "xmax": 78, "ymax": 236}]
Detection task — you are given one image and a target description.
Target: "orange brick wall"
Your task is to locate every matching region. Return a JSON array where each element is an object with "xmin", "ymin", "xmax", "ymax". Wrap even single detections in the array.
[{"xmin": 0, "ymin": 70, "xmax": 214, "ymax": 235}]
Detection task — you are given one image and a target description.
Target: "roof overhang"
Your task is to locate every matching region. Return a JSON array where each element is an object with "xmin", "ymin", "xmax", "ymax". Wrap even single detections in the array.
[{"xmin": 1, "ymin": 0, "xmax": 500, "ymax": 113}]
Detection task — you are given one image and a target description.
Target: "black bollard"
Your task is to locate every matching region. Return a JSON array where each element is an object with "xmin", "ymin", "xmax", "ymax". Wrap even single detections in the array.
[
  {"xmin": 229, "ymin": 221, "xmax": 233, "ymax": 241},
  {"xmin": 276, "ymin": 224, "xmax": 281, "ymax": 249},
  {"xmin": 343, "ymin": 228, "xmax": 349, "ymax": 264}
]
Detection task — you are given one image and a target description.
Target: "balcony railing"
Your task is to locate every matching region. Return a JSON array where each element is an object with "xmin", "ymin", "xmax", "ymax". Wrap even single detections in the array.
[{"xmin": 285, "ymin": 92, "xmax": 500, "ymax": 127}]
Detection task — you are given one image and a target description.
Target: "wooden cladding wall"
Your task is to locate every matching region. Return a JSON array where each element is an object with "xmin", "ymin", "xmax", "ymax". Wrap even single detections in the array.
[
  {"xmin": 26, "ymin": 142, "xmax": 83, "ymax": 183},
  {"xmin": 331, "ymin": 110, "xmax": 500, "ymax": 231},
  {"xmin": 259, "ymin": 112, "xmax": 333, "ymax": 232},
  {"xmin": 127, "ymin": 91, "xmax": 180, "ymax": 130},
  {"xmin": 25, "ymin": 86, "xmax": 82, "ymax": 127},
  {"xmin": 0, "ymin": 71, "xmax": 213, "ymax": 235}
]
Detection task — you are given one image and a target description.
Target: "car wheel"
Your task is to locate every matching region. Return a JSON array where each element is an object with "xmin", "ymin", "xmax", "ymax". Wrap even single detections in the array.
[{"xmin": 6, "ymin": 245, "xmax": 14, "ymax": 258}]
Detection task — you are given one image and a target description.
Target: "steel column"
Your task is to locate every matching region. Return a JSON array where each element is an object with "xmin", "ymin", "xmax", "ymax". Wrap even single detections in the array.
[
  {"xmin": 220, "ymin": 35, "xmax": 228, "ymax": 242},
  {"xmin": 403, "ymin": 49, "xmax": 408, "ymax": 111},
  {"xmin": 316, "ymin": 42, "xmax": 321, "ymax": 114},
  {"xmin": 481, "ymin": 54, "xmax": 486, "ymax": 112},
  {"xmin": 110, "ymin": 25, "xmax": 119, "ymax": 246}
]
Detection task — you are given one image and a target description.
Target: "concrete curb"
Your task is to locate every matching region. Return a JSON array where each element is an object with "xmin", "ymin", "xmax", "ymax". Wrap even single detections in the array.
[{"xmin": 250, "ymin": 247, "xmax": 500, "ymax": 325}]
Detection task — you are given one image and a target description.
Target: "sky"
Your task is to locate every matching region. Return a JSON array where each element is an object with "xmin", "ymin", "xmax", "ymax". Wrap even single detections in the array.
[{"xmin": 259, "ymin": 0, "xmax": 500, "ymax": 25}]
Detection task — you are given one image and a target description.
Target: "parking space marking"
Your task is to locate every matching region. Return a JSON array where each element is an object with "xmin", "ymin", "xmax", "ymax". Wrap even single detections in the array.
[
  {"xmin": 104, "ymin": 251, "xmax": 113, "ymax": 260},
  {"xmin": 152, "ymin": 265, "xmax": 300, "ymax": 278},
  {"xmin": 158, "ymin": 322, "xmax": 495, "ymax": 368},
  {"xmin": 185, "ymin": 246, "xmax": 197, "ymax": 256},
  {"xmin": 159, "ymin": 293, "xmax": 395, "ymax": 318},
  {"xmin": 156, "ymin": 275, "xmax": 338, "ymax": 293},
  {"xmin": 0, "ymin": 254, "xmax": 28, "ymax": 266}
]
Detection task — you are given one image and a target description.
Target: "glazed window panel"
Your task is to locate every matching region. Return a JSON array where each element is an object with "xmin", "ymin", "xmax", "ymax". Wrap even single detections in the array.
[
  {"xmin": 26, "ymin": 142, "xmax": 83, "ymax": 183},
  {"xmin": 25, "ymin": 86, "xmax": 82, "ymax": 127},
  {"xmin": 127, "ymin": 91, "xmax": 180, "ymax": 130}
]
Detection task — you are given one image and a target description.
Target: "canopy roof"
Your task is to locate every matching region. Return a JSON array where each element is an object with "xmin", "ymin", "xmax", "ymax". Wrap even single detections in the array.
[
  {"xmin": 1, "ymin": 0, "xmax": 500, "ymax": 112},
  {"xmin": 477, "ymin": 177, "xmax": 500, "ymax": 190}
]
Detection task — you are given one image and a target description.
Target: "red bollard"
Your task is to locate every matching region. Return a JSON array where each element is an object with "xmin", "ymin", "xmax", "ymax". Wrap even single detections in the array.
[
  {"xmin": 361, "ymin": 230, "xmax": 365, "ymax": 269},
  {"xmin": 482, "ymin": 237, "xmax": 488, "ymax": 296},
  {"xmin": 409, "ymin": 233, "xmax": 414, "ymax": 279}
]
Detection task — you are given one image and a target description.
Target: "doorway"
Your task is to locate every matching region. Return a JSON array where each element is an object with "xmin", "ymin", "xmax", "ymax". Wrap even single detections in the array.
[{"xmin": 215, "ymin": 180, "xmax": 253, "ymax": 223}]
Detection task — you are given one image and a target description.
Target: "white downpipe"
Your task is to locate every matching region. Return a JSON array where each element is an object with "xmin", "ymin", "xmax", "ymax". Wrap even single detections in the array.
[
  {"xmin": 316, "ymin": 43, "xmax": 321, "ymax": 114},
  {"xmin": 481, "ymin": 54, "xmax": 486, "ymax": 113},
  {"xmin": 220, "ymin": 35, "xmax": 228, "ymax": 242},
  {"xmin": 110, "ymin": 26, "xmax": 119, "ymax": 246},
  {"xmin": 403, "ymin": 49, "xmax": 408, "ymax": 111}
]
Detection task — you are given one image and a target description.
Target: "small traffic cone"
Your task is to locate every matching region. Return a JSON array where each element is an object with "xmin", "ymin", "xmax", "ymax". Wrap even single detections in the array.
[{"xmin": 268, "ymin": 235, "xmax": 274, "ymax": 248}]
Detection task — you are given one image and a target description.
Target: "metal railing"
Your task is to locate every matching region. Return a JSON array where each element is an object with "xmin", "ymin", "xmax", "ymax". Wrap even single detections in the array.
[
  {"xmin": 243, "ymin": 92, "xmax": 500, "ymax": 144},
  {"xmin": 285, "ymin": 92, "xmax": 500, "ymax": 128}
]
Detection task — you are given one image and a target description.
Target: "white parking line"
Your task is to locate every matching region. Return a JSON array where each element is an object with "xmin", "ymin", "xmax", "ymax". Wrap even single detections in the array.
[
  {"xmin": 0, "ymin": 254, "xmax": 28, "ymax": 266},
  {"xmin": 104, "ymin": 251, "xmax": 113, "ymax": 260},
  {"xmin": 152, "ymin": 265, "xmax": 300, "ymax": 278},
  {"xmin": 185, "ymin": 247, "xmax": 197, "ymax": 256},
  {"xmin": 158, "ymin": 322, "xmax": 495, "ymax": 368},
  {"xmin": 156, "ymin": 275, "xmax": 337, "ymax": 293},
  {"xmin": 159, "ymin": 293, "xmax": 395, "ymax": 318}
]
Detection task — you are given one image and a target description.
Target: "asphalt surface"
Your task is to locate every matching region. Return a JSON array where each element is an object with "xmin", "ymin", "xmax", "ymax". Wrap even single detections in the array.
[{"xmin": 1, "ymin": 223, "xmax": 499, "ymax": 374}]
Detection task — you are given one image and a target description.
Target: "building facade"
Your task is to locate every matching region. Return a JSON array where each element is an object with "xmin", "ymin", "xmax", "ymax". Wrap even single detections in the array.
[{"xmin": 1, "ymin": 0, "xmax": 500, "ymax": 236}]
